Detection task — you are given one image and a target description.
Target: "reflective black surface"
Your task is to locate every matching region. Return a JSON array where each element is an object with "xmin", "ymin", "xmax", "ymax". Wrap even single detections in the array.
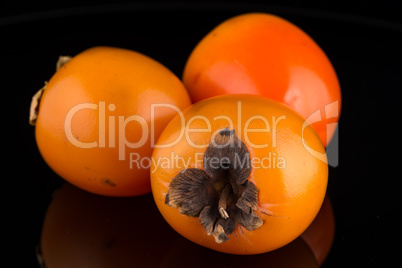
[{"xmin": 3, "ymin": 2, "xmax": 400, "ymax": 267}]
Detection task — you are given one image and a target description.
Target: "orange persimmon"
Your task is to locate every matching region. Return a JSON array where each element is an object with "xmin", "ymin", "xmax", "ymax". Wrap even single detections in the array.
[
  {"xmin": 31, "ymin": 46, "xmax": 191, "ymax": 196},
  {"xmin": 183, "ymin": 12, "xmax": 341, "ymax": 147},
  {"xmin": 151, "ymin": 94, "xmax": 328, "ymax": 254}
]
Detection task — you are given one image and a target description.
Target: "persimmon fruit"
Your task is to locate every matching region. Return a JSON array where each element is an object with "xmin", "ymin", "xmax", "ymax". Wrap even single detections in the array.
[
  {"xmin": 182, "ymin": 12, "xmax": 341, "ymax": 147},
  {"xmin": 30, "ymin": 46, "xmax": 191, "ymax": 196},
  {"xmin": 151, "ymin": 94, "xmax": 328, "ymax": 254}
]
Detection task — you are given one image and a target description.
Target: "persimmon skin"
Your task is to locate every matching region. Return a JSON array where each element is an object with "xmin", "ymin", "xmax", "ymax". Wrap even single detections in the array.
[
  {"xmin": 35, "ymin": 46, "xmax": 191, "ymax": 196},
  {"xmin": 182, "ymin": 12, "xmax": 341, "ymax": 147},
  {"xmin": 151, "ymin": 94, "xmax": 328, "ymax": 255}
]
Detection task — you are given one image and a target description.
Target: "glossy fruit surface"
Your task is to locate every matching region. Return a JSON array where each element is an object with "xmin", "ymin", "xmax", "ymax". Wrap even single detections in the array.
[
  {"xmin": 151, "ymin": 94, "xmax": 328, "ymax": 254},
  {"xmin": 34, "ymin": 46, "xmax": 191, "ymax": 196},
  {"xmin": 182, "ymin": 12, "xmax": 341, "ymax": 146}
]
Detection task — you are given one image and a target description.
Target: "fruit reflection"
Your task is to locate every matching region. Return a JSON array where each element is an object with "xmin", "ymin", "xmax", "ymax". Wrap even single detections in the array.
[
  {"xmin": 161, "ymin": 236, "xmax": 318, "ymax": 268},
  {"xmin": 39, "ymin": 182, "xmax": 178, "ymax": 268},
  {"xmin": 301, "ymin": 195, "xmax": 335, "ymax": 265},
  {"xmin": 39, "ymin": 183, "xmax": 334, "ymax": 267}
]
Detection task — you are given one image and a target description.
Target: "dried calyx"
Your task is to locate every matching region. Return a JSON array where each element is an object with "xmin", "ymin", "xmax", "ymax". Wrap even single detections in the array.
[
  {"xmin": 29, "ymin": 56, "xmax": 71, "ymax": 126},
  {"xmin": 165, "ymin": 128, "xmax": 262, "ymax": 243}
]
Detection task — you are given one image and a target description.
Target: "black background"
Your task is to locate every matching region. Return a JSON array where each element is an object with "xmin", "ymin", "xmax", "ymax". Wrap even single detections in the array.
[{"xmin": 2, "ymin": 1, "xmax": 401, "ymax": 267}]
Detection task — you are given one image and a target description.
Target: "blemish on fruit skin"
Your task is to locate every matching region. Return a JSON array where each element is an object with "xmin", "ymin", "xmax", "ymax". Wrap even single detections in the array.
[
  {"xmin": 84, "ymin": 166, "xmax": 97, "ymax": 172},
  {"xmin": 103, "ymin": 178, "xmax": 117, "ymax": 187}
]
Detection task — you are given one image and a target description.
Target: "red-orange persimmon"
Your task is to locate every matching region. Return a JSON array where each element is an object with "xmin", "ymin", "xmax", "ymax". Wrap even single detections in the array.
[{"xmin": 183, "ymin": 12, "xmax": 341, "ymax": 147}]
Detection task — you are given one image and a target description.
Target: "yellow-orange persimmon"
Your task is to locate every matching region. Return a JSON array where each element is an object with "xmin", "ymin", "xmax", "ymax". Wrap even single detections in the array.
[
  {"xmin": 32, "ymin": 46, "xmax": 191, "ymax": 196},
  {"xmin": 183, "ymin": 12, "xmax": 341, "ymax": 147},
  {"xmin": 151, "ymin": 94, "xmax": 328, "ymax": 254}
]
